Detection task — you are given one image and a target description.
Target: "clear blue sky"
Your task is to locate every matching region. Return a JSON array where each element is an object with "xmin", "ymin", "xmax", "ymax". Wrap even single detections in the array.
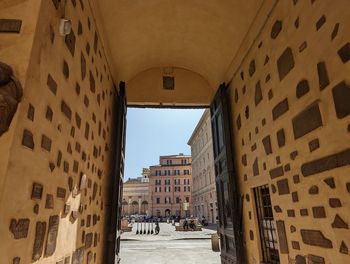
[{"xmin": 124, "ymin": 108, "xmax": 205, "ymax": 179}]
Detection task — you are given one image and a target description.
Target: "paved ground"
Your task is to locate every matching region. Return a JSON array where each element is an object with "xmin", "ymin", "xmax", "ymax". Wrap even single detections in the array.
[{"xmin": 119, "ymin": 222, "xmax": 221, "ymax": 264}]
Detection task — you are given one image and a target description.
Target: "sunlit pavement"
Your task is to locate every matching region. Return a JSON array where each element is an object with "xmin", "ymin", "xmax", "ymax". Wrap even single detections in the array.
[{"xmin": 119, "ymin": 222, "xmax": 221, "ymax": 264}]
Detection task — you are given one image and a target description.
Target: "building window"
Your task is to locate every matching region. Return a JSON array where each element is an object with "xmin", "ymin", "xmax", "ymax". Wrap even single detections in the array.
[
  {"xmin": 176, "ymin": 197, "xmax": 180, "ymax": 203},
  {"xmin": 254, "ymin": 185, "xmax": 279, "ymax": 264},
  {"xmin": 156, "ymin": 197, "xmax": 160, "ymax": 204},
  {"xmin": 185, "ymin": 197, "xmax": 189, "ymax": 202},
  {"xmin": 184, "ymin": 178, "xmax": 190, "ymax": 185},
  {"xmin": 174, "ymin": 169, "xmax": 180, "ymax": 175},
  {"xmin": 166, "ymin": 159, "xmax": 172, "ymax": 165},
  {"xmin": 175, "ymin": 186, "xmax": 181, "ymax": 192},
  {"xmin": 174, "ymin": 179, "xmax": 180, "ymax": 185},
  {"xmin": 155, "ymin": 170, "xmax": 161, "ymax": 176},
  {"xmin": 184, "ymin": 169, "xmax": 190, "ymax": 175},
  {"xmin": 165, "ymin": 197, "xmax": 171, "ymax": 204}
]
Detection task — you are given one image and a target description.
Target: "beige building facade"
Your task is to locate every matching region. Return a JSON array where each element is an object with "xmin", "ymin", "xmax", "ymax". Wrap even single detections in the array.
[
  {"xmin": 0, "ymin": 0, "xmax": 350, "ymax": 263},
  {"xmin": 188, "ymin": 109, "xmax": 218, "ymax": 224},
  {"xmin": 149, "ymin": 154, "xmax": 193, "ymax": 218},
  {"xmin": 122, "ymin": 169, "xmax": 149, "ymax": 216}
]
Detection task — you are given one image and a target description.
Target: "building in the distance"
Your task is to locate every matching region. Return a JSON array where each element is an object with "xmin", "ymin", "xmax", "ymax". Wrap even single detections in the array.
[
  {"xmin": 122, "ymin": 168, "xmax": 150, "ymax": 216},
  {"xmin": 148, "ymin": 154, "xmax": 192, "ymax": 218},
  {"xmin": 188, "ymin": 109, "xmax": 217, "ymax": 224}
]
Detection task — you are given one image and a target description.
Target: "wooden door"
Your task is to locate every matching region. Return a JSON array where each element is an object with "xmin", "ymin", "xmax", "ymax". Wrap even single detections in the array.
[
  {"xmin": 104, "ymin": 82, "xmax": 127, "ymax": 263},
  {"xmin": 210, "ymin": 83, "xmax": 244, "ymax": 263}
]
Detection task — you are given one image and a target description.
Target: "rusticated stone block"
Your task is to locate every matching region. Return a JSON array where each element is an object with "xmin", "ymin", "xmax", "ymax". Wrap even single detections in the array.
[
  {"xmin": 299, "ymin": 41, "xmax": 307, "ymax": 53},
  {"xmin": 93, "ymin": 183, "xmax": 98, "ymax": 200},
  {"xmin": 81, "ymin": 52, "xmax": 86, "ymax": 80},
  {"xmin": 340, "ymin": 241, "xmax": 348, "ymax": 254},
  {"xmin": 332, "ymin": 214, "xmax": 348, "ymax": 229},
  {"xmin": 65, "ymin": 30, "xmax": 76, "ymax": 56},
  {"xmin": 309, "ymin": 185, "xmax": 319, "ymax": 195},
  {"xmin": 293, "ymin": 174, "xmax": 300, "ymax": 184},
  {"xmin": 338, "ymin": 42, "xmax": 350, "ymax": 63},
  {"xmin": 0, "ymin": 19, "xmax": 22, "ymax": 33},
  {"xmin": 31, "ymin": 182, "xmax": 43, "ymax": 200},
  {"xmin": 301, "ymin": 149, "xmax": 350, "ymax": 177},
  {"xmin": 324, "ymin": 177, "xmax": 335, "ymax": 188},
  {"xmin": 277, "ymin": 179, "xmax": 289, "ymax": 195},
  {"xmin": 9, "ymin": 219, "xmax": 30, "ymax": 239},
  {"xmin": 274, "ymin": 205, "xmax": 282, "ymax": 213},
  {"xmin": 75, "ymin": 113, "xmax": 81, "ymax": 128},
  {"xmin": 331, "ymin": 23, "xmax": 339, "ymax": 40},
  {"xmin": 251, "ymin": 143, "xmax": 257, "ymax": 151},
  {"xmin": 27, "ymin": 104, "xmax": 34, "ymax": 121},
  {"xmin": 317, "ymin": 62, "xmax": 329, "ymax": 90},
  {"xmin": 292, "ymin": 241, "xmax": 300, "ymax": 250},
  {"xmin": 63, "ymin": 60, "xmax": 69, "ymax": 79},
  {"xmin": 45, "ymin": 194, "xmax": 54, "ymax": 209},
  {"xmin": 329, "ymin": 198, "xmax": 341, "ymax": 208},
  {"xmin": 61, "ymin": 101, "xmax": 72, "ymax": 120},
  {"xmin": 45, "ymin": 215, "xmax": 59, "ymax": 256},
  {"xmin": 271, "ymin": 20, "xmax": 282, "ymax": 39},
  {"xmin": 316, "ymin": 15, "xmax": 326, "ymax": 31},
  {"xmin": 241, "ymin": 154, "xmax": 247, "ymax": 166},
  {"xmin": 272, "ymin": 98, "xmax": 289, "ymax": 120},
  {"xmin": 45, "ymin": 106, "xmax": 53, "ymax": 122},
  {"xmin": 296, "ymin": 79, "xmax": 309, "ymax": 98},
  {"xmin": 332, "ymin": 81, "xmax": 350, "ymax": 119},
  {"xmin": 277, "ymin": 129, "xmax": 285, "ymax": 147},
  {"xmin": 290, "ymin": 151, "xmax": 298, "ymax": 160},
  {"xmin": 253, "ymin": 158, "xmax": 259, "ymax": 176},
  {"xmin": 41, "ymin": 135, "xmax": 52, "ymax": 152},
  {"xmin": 262, "ymin": 135, "xmax": 272, "ymax": 155},
  {"xmin": 32, "ymin": 221, "xmax": 46, "ymax": 261},
  {"xmin": 287, "ymin": 209, "xmax": 295, "ymax": 217},
  {"xmin": 309, "ymin": 138, "xmax": 320, "ymax": 152},
  {"xmin": 93, "ymin": 32, "xmax": 98, "ymax": 53},
  {"xmin": 22, "ymin": 129, "xmax": 34, "ymax": 149},
  {"xmin": 300, "ymin": 208, "xmax": 308, "ymax": 216},
  {"xmin": 292, "ymin": 192, "xmax": 298, "ymax": 202},
  {"xmin": 57, "ymin": 187, "xmax": 66, "ymax": 199},
  {"xmin": 254, "ymin": 81, "xmax": 262, "ymax": 106},
  {"xmin": 269, "ymin": 166, "xmax": 284, "ymax": 179},
  {"xmin": 300, "ymin": 229, "xmax": 332, "ymax": 248},
  {"xmin": 277, "ymin": 47, "xmax": 294, "ymax": 81},
  {"xmin": 312, "ymin": 206, "xmax": 326, "ymax": 218},
  {"xmin": 89, "ymin": 71, "xmax": 95, "ymax": 93},
  {"xmin": 276, "ymin": 220, "xmax": 289, "ymax": 254},
  {"xmin": 308, "ymin": 255, "xmax": 325, "ymax": 264},
  {"xmin": 293, "ymin": 103, "xmax": 322, "ymax": 139},
  {"xmin": 249, "ymin": 230, "xmax": 254, "ymax": 240},
  {"xmin": 248, "ymin": 59, "xmax": 255, "ymax": 77}
]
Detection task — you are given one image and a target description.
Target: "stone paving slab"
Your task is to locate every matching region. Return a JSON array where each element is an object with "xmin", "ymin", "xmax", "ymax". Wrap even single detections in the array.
[{"xmin": 120, "ymin": 239, "xmax": 221, "ymax": 264}]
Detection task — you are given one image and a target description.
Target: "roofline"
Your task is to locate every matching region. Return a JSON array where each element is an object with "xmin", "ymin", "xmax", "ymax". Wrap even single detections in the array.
[{"xmin": 187, "ymin": 109, "xmax": 210, "ymax": 145}]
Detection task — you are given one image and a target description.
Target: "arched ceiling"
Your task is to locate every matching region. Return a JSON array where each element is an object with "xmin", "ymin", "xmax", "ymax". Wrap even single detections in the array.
[{"xmin": 92, "ymin": 0, "xmax": 264, "ymax": 89}]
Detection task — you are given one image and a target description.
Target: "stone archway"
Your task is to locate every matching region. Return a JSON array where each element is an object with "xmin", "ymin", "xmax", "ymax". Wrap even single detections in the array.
[{"xmin": 131, "ymin": 201, "xmax": 139, "ymax": 215}]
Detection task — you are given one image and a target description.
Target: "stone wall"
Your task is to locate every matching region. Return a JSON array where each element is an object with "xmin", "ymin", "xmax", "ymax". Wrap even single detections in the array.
[
  {"xmin": 228, "ymin": 0, "xmax": 350, "ymax": 263},
  {"xmin": 0, "ymin": 0, "xmax": 116, "ymax": 263}
]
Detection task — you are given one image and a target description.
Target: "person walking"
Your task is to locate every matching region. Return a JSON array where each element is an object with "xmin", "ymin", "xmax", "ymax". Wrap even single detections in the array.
[{"xmin": 155, "ymin": 221, "xmax": 160, "ymax": 235}]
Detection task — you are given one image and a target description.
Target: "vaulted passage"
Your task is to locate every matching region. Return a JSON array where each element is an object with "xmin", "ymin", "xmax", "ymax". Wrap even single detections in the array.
[{"xmin": 0, "ymin": 0, "xmax": 350, "ymax": 264}]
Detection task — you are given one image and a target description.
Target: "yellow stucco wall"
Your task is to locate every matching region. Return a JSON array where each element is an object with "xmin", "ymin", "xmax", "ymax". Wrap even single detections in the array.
[
  {"xmin": 228, "ymin": 0, "xmax": 350, "ymax": 263},
  {"xmin": 0, "ymin": 0, "xmax": 116, "ymax": 263}
]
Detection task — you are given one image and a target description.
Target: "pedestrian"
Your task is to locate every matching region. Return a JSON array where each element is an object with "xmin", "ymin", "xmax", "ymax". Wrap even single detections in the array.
[
  {"xmin": 155, "ymin": 221, "xmax": 160, "ymax": 235},
  {"xmin": 183, "ymin": 219, "xmax": 189, "ymax": 230}
]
